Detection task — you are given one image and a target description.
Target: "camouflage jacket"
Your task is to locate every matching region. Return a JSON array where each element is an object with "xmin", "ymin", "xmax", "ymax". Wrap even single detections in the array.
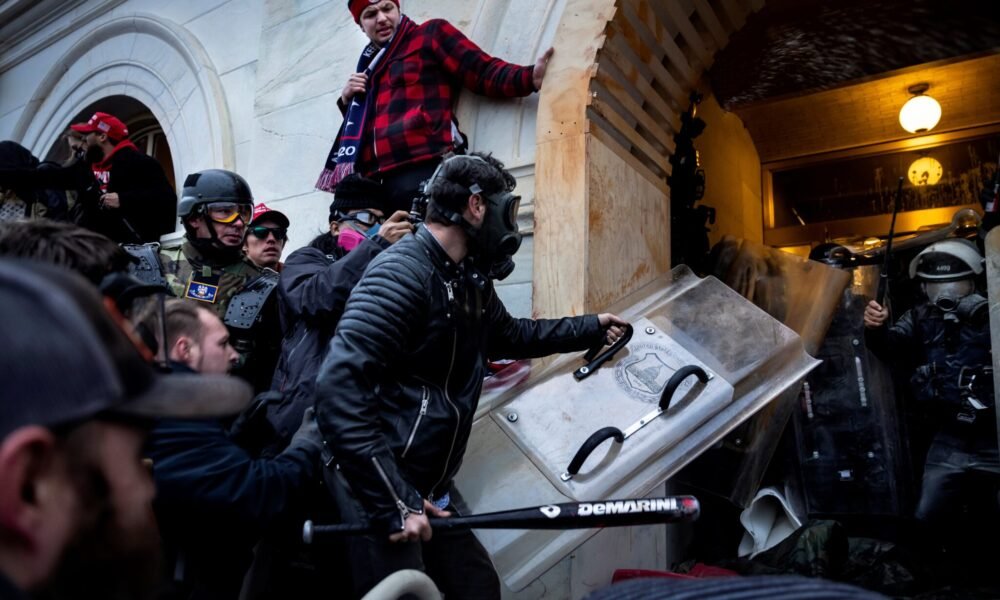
[{"xmin": 160, "ymin": 241, "xmax": 262, "ymax": 318}]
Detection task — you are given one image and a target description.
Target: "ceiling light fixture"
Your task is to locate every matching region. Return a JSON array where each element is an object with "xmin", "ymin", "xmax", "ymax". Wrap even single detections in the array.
[
  {"xmin": 899, "ymin": 83, "xmax": 941, "ymax": 134},
  {"xmin": 908, "ymin": 155, "xmax": 943, "ymax": 186}
]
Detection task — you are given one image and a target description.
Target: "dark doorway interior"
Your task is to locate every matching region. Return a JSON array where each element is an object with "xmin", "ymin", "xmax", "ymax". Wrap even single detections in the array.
[{"xmin": 45, "ymin": 95, "xmax": 175, "ymax": 190}]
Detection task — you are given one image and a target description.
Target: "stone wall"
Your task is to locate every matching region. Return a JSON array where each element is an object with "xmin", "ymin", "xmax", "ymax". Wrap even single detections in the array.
[{"xmin": 0, "ymin": 0, "xmax": 554, "ymax": 314}]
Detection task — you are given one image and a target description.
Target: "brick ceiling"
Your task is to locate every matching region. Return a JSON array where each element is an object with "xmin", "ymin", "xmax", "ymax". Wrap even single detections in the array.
[
  {"xmin": 710, "ymin": 0, "xmax": 1000, "ymax": 111},
  {"xmin": 704, "ymin": 0, "xmax": 1000, "ymax": 163},
  {"xmin": 733, "ymin": 52, "xmax": 1000, "ymax": 163}
]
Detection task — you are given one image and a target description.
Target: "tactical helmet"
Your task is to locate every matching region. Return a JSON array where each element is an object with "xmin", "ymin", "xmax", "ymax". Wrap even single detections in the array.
[
  {"xmin": 908, "ymin": 238, "xmax": 983, "ymax": 281},
  {"xmin": 177, "ymin": 169, "xmax": 254, "ymax": 219}
]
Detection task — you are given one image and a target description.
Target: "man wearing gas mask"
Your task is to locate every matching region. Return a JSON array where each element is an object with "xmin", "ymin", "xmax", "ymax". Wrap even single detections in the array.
[
  {"xmin": 314, "ymin": 152, "xmax": 628, "ymax": 599},
  {"xmin": 864, "ymin": 238, "xmax": 998, "ymax": 553}
]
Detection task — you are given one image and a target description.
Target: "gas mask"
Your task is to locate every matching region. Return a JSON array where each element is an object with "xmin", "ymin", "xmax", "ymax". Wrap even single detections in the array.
[
  {"xmin": 424, "ymin": 154, "xmax": 523, "ymax": 280},
  {"xmin": 922, "ymin": 278, "xmax": 989, "ymax": 324},
  {"xmin": 923, "ymin": 279, "xmax": 974, "ymax": 313},
  {"xmin": 470, "ymin": 187, "xmax": 522, "ymax": 280}
]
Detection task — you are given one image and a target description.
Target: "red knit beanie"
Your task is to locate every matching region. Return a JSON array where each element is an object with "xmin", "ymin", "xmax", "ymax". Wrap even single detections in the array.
[{"xmin": 348, "ymin": 0, "xmax": 400, "ymax": 23}]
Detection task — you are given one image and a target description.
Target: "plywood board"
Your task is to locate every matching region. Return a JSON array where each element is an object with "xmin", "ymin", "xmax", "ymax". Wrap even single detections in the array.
[
  {"xmin": 693, "ymin": 0, "xmax": 730, "ymax": 48},
  {"xmin": 591, "ymin": 97, "xmax": 673, "ymax": 173},
  {"xmin": 537, "ymin": 0, "xmax": 619, "ymax": 144},
  {"xmin": 584, "ymin": 134, "xmax": 671, "ymax": 310},
  {"xmin": 597, "ymin": 46, "xmax": 680, "ymax": 130},
  {"xmin": 590, "ymin": 123, "xmax": 672, "ymax": 192},
  {"xmin": 621, "ymin": 0, "xmax": 695, "ymax": 87},
  {"xmin": 661, "ymin": 0, "xmax": 713, "ymax": 68},
  {"xmin": 593, "ymin": 69, "xmax": 676, "ymax": 149},
  {"xmin": 533, "ymin": 134, "xmax": 591, "ymax": 318}
]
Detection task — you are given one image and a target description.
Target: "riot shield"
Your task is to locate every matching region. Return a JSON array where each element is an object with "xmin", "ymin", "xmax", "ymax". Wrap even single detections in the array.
[
  {"xmin": 986, "ymin": 226, "xmax": 1000, "ymax": 457},
  {"xmin": 454, "ymin": 266, "xmax": 820, "ymax": 591},
  {"xmin": 791, "ymin": 264, "xmax": 909, "ymax": 518},
  {"xmin": 675, "ymin": 238, "xmax": 851, "ymax": 506}
]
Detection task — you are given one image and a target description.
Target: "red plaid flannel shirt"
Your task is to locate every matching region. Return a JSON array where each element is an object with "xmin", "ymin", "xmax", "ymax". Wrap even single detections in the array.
[{"xmin": 343, "ymin": 19, "xmax": 536, "ymax": 177}]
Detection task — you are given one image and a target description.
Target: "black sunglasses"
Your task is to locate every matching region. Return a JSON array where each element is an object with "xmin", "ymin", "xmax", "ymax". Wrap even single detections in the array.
[{"xmin": 248, "ymin": 225, "xmax": 288, "ymax": 240}]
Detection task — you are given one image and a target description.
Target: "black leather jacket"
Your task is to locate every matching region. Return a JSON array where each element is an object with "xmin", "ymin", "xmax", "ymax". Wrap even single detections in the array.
[
  {"xmin": 315, "ymin": 226, "xmax": 604, "ymax": 531},
  {"xmin": 866, "ymin": 295, "xmax": 993, "ymax": 427}
]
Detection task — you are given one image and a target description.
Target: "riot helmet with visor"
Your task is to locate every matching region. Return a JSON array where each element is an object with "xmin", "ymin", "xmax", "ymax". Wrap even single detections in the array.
[{"xmin": 909, "ymin": 238, "xmax": 984, "ymax": 316}]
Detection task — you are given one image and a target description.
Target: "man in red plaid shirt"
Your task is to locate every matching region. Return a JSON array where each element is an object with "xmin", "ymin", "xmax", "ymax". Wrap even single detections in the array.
[{"xmin": 331, "ymin": 0, "xmax": 554, "ymax": 214}]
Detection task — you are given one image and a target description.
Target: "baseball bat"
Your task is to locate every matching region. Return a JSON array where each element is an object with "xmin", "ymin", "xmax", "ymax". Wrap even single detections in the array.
[{"xmin": 303, "ymin": 495, "xmax": 699, "ymax": 544}]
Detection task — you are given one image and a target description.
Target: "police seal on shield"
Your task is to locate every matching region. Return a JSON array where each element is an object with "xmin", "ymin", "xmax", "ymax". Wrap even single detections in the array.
[{"xmin": 614, "ymin": 343, "xmax": 693, "ymax": 403}]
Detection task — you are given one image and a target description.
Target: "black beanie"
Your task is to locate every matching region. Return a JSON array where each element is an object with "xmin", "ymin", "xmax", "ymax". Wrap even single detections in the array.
[{"xmin": 330, "ymin": 174, "xmax": 389, "ymax": 221}]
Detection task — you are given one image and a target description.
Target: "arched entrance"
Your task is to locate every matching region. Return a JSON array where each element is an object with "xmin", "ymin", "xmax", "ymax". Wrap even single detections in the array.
[
  {"xmin": 534, "ymin": 0, "xmax": 1000, "ymax": 318},
  {"xmin": 534, "ymin": 0, "xmax": 762, "ymax": 318},
  {"xmin": 13, "ymin": 13, "xmax": 234, "ymax": 196},
  {"xmin": 45, "ymin": 95, "xmax": 176, "ymax": 191}
]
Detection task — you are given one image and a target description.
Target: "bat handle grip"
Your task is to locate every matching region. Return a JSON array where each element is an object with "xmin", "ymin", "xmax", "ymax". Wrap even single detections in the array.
[
  {"xmin": 562, "ymin": 427, "xmax": 625, "ymax": 481},
  {"xmin": 575, "ymin": 324, "xmax": 634, "ymax": 380},
  {"xmin": 876, "ymin": 274, "xmax": 888, "ymax": 306},
  {"xmin": 659, "ymin": 365, "xmax": 711, "ymax": 411}
]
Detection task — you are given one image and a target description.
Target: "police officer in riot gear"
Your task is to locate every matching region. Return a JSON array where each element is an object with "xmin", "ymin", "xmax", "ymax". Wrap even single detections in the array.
[
  {"xmin": 128, "ymin": 169, "xmax": 281, "ymax": 392},
  {"xmin": 864, "ymin": 238, "xmax": 998, "ymax": 553}
]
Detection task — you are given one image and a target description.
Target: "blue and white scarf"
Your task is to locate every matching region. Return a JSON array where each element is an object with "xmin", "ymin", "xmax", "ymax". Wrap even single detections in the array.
[{"xmin": 315, "ymin": 16, "xmax": 414, "ymax": 192}]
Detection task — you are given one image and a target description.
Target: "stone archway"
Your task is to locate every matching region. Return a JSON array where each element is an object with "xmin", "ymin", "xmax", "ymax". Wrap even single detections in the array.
[
  {"xmin": 13, "ymin": 13, "xmax": 235, "ymax": 191},
  {"xmin": 534, "ymin": 0, "xmax": 762, "ymax": 317}
]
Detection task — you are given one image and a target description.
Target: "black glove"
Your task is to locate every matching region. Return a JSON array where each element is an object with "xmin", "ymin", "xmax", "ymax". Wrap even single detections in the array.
[
  {"xmin": 286, "ymin": 407, "xmax": 323, "ymax": 455},
  {"xmin": 228, "ymin": 390, "xmax": 286, "ymax": 454}
]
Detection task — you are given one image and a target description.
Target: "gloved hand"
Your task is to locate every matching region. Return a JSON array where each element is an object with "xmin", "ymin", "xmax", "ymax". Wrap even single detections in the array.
[{"xmin": 286, "ymin": 407, "xmax": 323, "ymax": 455}]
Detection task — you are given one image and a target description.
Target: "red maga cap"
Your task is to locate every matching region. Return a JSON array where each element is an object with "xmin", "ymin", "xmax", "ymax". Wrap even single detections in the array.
[
  {"xmin": 70, "ymin": 112, "xmax": 129, "ymax": 141},
  {"xmin": 250, "ymin": 203, "xmax": 290, "ymax": 228}
]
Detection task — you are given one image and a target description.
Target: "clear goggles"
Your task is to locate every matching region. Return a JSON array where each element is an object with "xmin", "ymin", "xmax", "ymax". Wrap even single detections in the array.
[{"xmin": 334, "ymin": 210, "xmax": 385, "ymax": 227}]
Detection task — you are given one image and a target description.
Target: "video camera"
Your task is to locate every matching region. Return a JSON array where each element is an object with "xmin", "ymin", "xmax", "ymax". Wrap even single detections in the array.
[{"xmin": 409, "ymin": 184, "xmax": 430, "ymax": 224}]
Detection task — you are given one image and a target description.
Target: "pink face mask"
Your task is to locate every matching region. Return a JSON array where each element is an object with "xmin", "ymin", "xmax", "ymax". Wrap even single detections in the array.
[{"xmin": 337, "ymin": 227, "xmax": 367, "ymax": 252}]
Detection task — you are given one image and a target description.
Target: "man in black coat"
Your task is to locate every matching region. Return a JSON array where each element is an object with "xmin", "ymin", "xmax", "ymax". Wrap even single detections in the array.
[
  {"xmin": 314, "ymin": 152, "xmax": 628, "ymax": 598},
  {"xmin": 145, "ymin": 299, "xmax": 322, "ymax": 600},
  {"xmin": 70, "ymin": 112, "xmax": 176, "ymax": 243},
  {"xmin": 0, "ymin": 113, "xmax": 176, "ymax": 242},
  {"xmin": 265, "ymin": 174, "xmax": 412, "ymax": 450},
  {"xmin": 231, "ymin": 175, "xmax": 412, "ymax": 599}
]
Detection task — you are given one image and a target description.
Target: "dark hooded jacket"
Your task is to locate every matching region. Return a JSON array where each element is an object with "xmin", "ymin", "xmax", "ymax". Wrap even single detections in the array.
[
  {"xmin": 91, "ymin": 144, "xmax": 176, "ymax": 243},
  {"xmin": 263, "ymin": 236, "xmax": 390, "ymax": 453},
  {"xmin": 0, "ymin": 141, "xmax": 70, "ymax": 220}
]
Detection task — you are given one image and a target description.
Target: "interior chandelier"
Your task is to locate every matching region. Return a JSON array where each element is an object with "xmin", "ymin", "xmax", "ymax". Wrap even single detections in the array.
[{"xmin": 899, "ymin": 83, "xmax": 941, "ymax": 134}]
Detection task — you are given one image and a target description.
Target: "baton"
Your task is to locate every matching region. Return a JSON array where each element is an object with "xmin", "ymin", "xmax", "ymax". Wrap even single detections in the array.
[
  {"xmin": 303, "ymin": 495, "xmax": 700, "ymax": 544},
  {"xmin": 876, "ymin": 177, "xmax": 904, "ymax": 305}
]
